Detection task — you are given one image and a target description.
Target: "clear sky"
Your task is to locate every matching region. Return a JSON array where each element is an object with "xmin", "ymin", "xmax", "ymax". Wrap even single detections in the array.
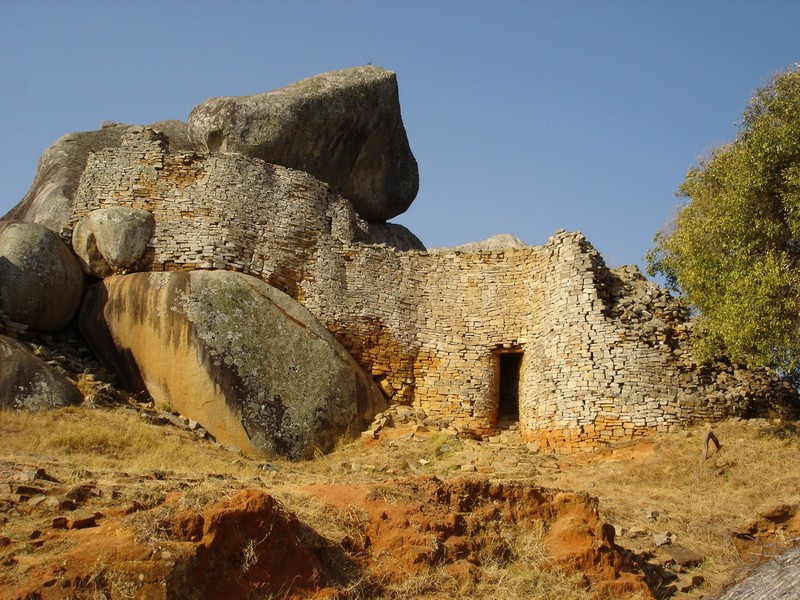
[{"xmin": 1, "ymin": 1, "xmax": 798, "ymax": 273}]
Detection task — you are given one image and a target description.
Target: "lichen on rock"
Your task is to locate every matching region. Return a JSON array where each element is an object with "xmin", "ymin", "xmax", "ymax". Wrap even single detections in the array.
[
  {"xmin": 0, "ymin": 334, "xmax": 82, "ymax": 409},
  {"xmin": 80, "ymin": 270, "xmax": 385, "ymax": 460}
]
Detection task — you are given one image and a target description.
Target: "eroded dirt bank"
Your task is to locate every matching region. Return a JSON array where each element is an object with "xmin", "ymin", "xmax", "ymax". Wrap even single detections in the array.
[{"xmin": 1, "ymin": 407, "xmax": 798, "ymax": 599}]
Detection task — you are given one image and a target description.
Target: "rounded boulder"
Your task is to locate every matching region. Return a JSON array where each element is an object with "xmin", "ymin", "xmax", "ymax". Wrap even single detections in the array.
[
  {"xmin": 0, "ymin": 221, "xmax": 84, "ymax": 330},
  {"xmin": 188, "ymin": 66, "xmax": 419, "ymax": 222},
  {"xmin": 0, "ymin": 334, "xmax": 82, "ymax": 409},
  {"xmin": 80, "ymin": 270, "xmax": 386, "ymax": 460},
  {"xmin": 72, "ymin": 207, "xmax": 154, "ymax": 277}
]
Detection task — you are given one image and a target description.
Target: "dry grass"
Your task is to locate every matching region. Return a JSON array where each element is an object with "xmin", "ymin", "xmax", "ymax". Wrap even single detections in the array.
[
  {"xmin": 464, "ymin": 524, "xmax": 591, "ymax": 600},
  {"xmin": 274, "ymin": 490, "xmax": 354, "ymax": 542},
  {"xmin": 545, "ymin": 419, "xmax": 800, "ymax": 590},
  {"xmin": 374, "ymin": 522, "xmax": 641, "ymax": 600},
  {"xmin": 124, "ymin": 503, "xmax": 176, "ymax": 544},
  {"xmin": 0, "ymin": 405, "xmax": 264, "ymax": 479},
  {"xmin": 310, "ymin": 431, "xmax": 466, "ymax": 480},
  {"xmin": 74, "ymin": 370, "xmax": 128, "ymax": 407},
  {"xmin": 1, "ymin": 403, "xmax": 797, "ymax": 599}
]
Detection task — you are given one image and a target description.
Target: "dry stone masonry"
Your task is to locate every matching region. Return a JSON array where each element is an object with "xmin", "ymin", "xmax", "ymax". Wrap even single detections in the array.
[{"xmin": 66, "ymin": 126, "xmax": 797, "ymax": 452}]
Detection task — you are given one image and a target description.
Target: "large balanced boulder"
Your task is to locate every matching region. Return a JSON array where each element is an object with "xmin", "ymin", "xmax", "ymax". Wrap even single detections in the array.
[
  {"xmin": 72, "ymin": 207, "xmax": 155, "ymax": 277},
  {"xmin": 0, "ymin": 221, "xmax": 84, "ymax": 330},
  {"xmin": 2, "ymin": 121, "xmax": 192, "ymax": 234},
  {"xmin": 80, "ymin": 270, "xmax": 385, "ymax": 459},
  {"xmin": 188, "ymin": 66, "xmax": 419, "ymax": 222},
  {"xmin": 0, "ymin": 334, "xmax": 82, "ymax": 409}
]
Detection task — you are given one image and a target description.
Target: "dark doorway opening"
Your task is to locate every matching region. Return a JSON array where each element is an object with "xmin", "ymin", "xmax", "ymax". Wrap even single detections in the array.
[{"xmin": 498, "ymin": 352, "xmax": 523, "ymax": 422}]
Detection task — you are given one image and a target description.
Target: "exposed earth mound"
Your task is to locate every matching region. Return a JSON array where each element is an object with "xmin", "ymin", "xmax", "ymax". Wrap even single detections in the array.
[
  {"xmin": 4, "ymin": 483, "xmax": 325, "ymax": 600},
  {"xmin": 0, "ymin": 457, "xmax": 650, "ymax": 599},
  {"xmin": 304, "ymin": 476, "xmax": 651, "ymax": 598}
]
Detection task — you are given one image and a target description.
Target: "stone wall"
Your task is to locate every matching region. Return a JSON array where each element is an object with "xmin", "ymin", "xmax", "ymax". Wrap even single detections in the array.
[{"xmin": 69, "ymin": 128, "xmax": 796, "ymax": 451}]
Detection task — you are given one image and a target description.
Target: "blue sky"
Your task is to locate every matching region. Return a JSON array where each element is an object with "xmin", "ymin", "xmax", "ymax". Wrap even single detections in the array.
[{"xmin": 1, "ymin": 1, "xmax": 798, "ymax": 273}]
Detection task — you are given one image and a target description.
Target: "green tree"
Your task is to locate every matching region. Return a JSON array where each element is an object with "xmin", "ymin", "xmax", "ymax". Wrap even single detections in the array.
[{"xmin": 647, "ymin": 65, "xmax": 800, "ymax": 379}]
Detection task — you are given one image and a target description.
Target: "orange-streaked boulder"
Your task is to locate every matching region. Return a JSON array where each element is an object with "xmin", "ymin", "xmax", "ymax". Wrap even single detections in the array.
[{"xmin": 80, "ymin": 270, "xmax": 386, "ymax": 459}]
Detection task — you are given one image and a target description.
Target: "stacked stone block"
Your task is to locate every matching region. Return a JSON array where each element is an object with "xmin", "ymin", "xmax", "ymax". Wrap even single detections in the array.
[{"xmin": 68, "ymin": 129, "xmax": 796, "ymax": 451}]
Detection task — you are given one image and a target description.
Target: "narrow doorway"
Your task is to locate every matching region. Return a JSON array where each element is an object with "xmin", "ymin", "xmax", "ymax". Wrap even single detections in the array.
[{"xmin": 498, "ymin": 352, "xmax": 523, "ymax": 423}]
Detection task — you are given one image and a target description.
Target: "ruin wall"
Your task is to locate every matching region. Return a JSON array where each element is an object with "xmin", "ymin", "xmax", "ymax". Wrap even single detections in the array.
[{"xmin": 69, "ymin": 129, "xmax": 794, "ymax": 450}]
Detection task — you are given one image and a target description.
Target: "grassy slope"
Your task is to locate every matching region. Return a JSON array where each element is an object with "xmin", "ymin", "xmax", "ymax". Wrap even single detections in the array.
[
  {"xmin": 540, "ymin": 420, "xmax": 800, "ymax": 593},
  {"xmin": 1, "ymin": 405, "xmax": 798, "ymax": 598}
]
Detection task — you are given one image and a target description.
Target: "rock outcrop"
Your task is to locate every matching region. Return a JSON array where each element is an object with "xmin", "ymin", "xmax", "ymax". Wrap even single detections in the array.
[
  {"xmin": 188, "ymin": 66, "xmax": 419, "ymax": 222},
  {"xmin": 356, "ymin": 221, "xmax": 426, "ymax": 250},
  {"xmin": 2, "ymin": 121, "xmax": 192, "ymax": 235},
  {"xmin": 429, "ymin": 233, "xmax": 528, "ymax": 253},
  {"xmin": 0, "ymin": 221, "xmax": 83, "ymax": 330},
  {"xmin": 80, "ymin": 270, "xmax": 386, "ymax": 459},
  {"xmin": 71, "ymin": 206, "xmax": 154, "ymax": 277},
  {"xmin": 0, "ymin": 334, "xmax": 82, "ymax": 409},
  {"xmin": 1, "ymin": 66, "xmax": 795, "ymax": 453}
]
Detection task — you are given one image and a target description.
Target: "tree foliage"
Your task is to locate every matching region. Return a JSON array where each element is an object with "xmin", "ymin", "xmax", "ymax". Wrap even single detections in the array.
[{"xmin": 647, "ymin": 65, "xmax": 800, "ymax": 378}]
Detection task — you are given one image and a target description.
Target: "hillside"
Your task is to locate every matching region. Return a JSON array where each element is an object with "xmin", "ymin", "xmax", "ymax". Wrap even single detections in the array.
[{"xmin": 1, "ymin": 394, "xmax": 798, "ymax": 599}]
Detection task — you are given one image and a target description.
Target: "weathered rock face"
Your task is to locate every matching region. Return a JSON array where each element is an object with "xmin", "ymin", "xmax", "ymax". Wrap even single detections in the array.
[
  {"xmin": 188, "ymin": 66, "xmax": 419, "ymax": 222},
  {"xmin": 80, "ymin": 270, "xmax": 386, "ymax": 459},
  {"xmin": 1, "ymin": 121, "xmax": 192, "ymax": 234},
  {"xmin": 72, "ymin": 207, "xmax": 154, "ymax": 277},
  {"xmin": 0, "ymin": 221, "xmax": 84, "ymax": 330},
  {"xmin": 0, "ymin": 334, "xmax": 82, "ymax": 409},
  {"xmin": 430, "ymin": 233, "xmax": 528, "ymax": 254},
  {"xmin": 356, "ymin": 221, "xmax": 426, "ymax": 251}
]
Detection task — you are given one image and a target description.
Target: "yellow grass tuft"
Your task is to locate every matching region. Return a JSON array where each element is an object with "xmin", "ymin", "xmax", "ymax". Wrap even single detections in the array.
[
  {"xmin": 1, "ymin": 402, "xmax": 797, "ymax": 599},
  {"xmin": 544, "ymin": 419, "xmax": 800, "ymax": 592},
  {"xmin": 0, "ymin": 406, "xmax": 263, "ymax": 479}
]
